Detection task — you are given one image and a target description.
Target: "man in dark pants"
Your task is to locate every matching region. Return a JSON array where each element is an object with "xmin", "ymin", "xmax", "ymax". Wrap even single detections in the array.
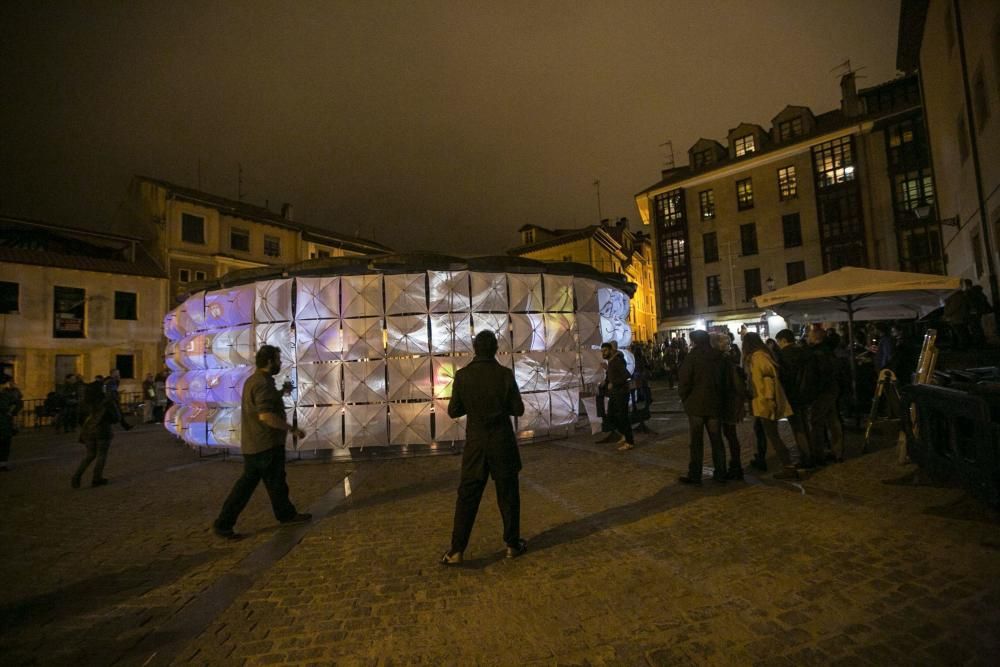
[
  {"xmin": 677, "ymin": 330, "xmax": 727, "ymax": 484},
  {"xmin": 775, "ymin": 330, "xmax": 820, "ymax": 468},
  {"xmin": 441, "ymin": 331, "xmax": 526, "ymax": 565},
  {"xmin": 213, "ymin": 345, "xmax": 311, "ymax": 540},
  {"xmin": 597, "ymin": 342, "xmax": 635, "ymax": 451}
]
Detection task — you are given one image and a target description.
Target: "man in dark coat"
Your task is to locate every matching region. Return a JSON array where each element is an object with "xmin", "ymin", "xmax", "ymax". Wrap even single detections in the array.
[
  {"xmin": 775, "ymin": 329, "xmax": 820, "ymax": 468},
  {"xmin": 598, "ymin": 342, "xmax": 635, "ymax": 451},
  {"xmin": 441, "ymin": 331, "xmax": 526, "ymax": 565},
  {"xmin": 677, "ymin": 330, "xmax": 727, "ymax": 484}
]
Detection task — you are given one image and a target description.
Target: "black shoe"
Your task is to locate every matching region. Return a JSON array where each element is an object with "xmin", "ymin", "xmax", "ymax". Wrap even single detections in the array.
[
  {"xmin": 725, "ymin": 468, "xmax": 744, "ymax": 481},
  {"xmin": 91, "ymin": 478, "xmax": 109, "ymax": 487},
  {"xmin": 71, "ymin": 477, "xmax": 81, "ymax": 489},
  {"xmin": 505, "ymin": 539, "xmax": 528, "ymax": 559},
  {"xmin": 678, "ymin": 475, "xmax": 702, "ymax": 485},
  {"xmin": 213, "ymin": 526, "xmax": 243, "ymax": 541},
  {"xmin": 280, "ymin": 512, "xmax": 312, "ymax": 525},
  {"xmin": 440, "ymin": 550, "xmax": 463, "ymax": 565},
  {"xmin": 750, "ymin": 458, "xmax": 767, "ymax": 472}
]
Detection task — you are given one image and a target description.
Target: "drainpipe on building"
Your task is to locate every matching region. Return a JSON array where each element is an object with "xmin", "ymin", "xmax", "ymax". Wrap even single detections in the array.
[{"xmin": 953, "ymin": 0, "xmax": 1000, "ymax": 331}]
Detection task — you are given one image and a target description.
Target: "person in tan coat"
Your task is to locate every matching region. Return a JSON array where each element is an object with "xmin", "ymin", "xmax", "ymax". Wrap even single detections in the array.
[{"xmin": 742, "ymin": 332, "xmax": 800, "ymax": 480}]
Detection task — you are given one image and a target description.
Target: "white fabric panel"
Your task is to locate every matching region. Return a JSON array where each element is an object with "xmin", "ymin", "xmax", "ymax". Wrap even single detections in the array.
[
  {"xmin": 513, "ymin": 351, "xmax": 548, "ymax": 392},
  {"xmin": 432, "ymin": 354, "xmax": 470, "ymax": 399},
  {"xmin": 598, "ymin": 287, "xmax": 630, "ymax": 320},
  {"xmin": 576, "ymin": 312, "xmax": 601, "ymax": 349},
  {"xmin": 207, "ymin": 407, "xmax": 241, "ymax": 446},
  {"xmin": 185, "ymin": 371, "xmax": 208, "ymax": 403},
  {"xmin": 342, "ymin": 274, "xmax": 384, "ymax": 318},
  {"xmin": 574, "ymin": 278, "xmax": 599, "ymax": 313},
  {"xmin": 295, "ymin": 276, "xmax": 340, "ymax": 320},
  {"xmin": 165, "ymin": 341, "xmax": 184, "ymax": 372},
  {"xmin": 295, "ymin": 319, "xmax": 344, "ymax": 364},
  {"xmin": 471, "ymin": 313, "xmax": 511, "ymax": 354},
  {"xmin": 163, "ymin": 404, "xmax": 180, "ymax": 436},
  {"xmin": 543, "ymin": 274, "xmax": 573, "ymax": 312},
  {"xmin": 344, "ymin": 403, "xmax": 388, "ymax": 447},
  {"xmin": 547, "ymin": 351, "xmax": 581, "ymax": 389},
  {"xmin": 612, "ymin": 318, "xmax": 633, "ymax": 349},
  {"xmin": 599, "ymin": 315, "xmax": 617, "ymax": 344},
  {"xmin": 550, "ymin": 389, "xmax": 580, "ymax": 426},
  {"xmin": 342, "ymin": 360, "xmax": 387, "ymax": 403},
  {"xmin": 389, "ymin": 402, "xmax": 433, "ymax": 445},
  {"xmin": 518, "ymin": 392, "xmax": 550, "ymax": 433},
  {"xmin": 164, "ymin": 311, "xmax": 182, "ymax": 341},
  {"xmin": 429, "ymin": 313, "xmax": 473, "ymax": 355},
  {"xmin": 178, "ymin": 333, "xmax": 208, "ymax": 369},
  {"xmin": 255, "ymin": 279, "xmax": 293, "ymax": 323},
  {"xmin": 510, "ymin": 313, "xmax": 545, "ymax": 352},
  {"xmin": 206, "ymin": 366, "xmax": 252, "ymax": 406},
  {"xmin": 544, "ymin": 313, "xmax": 576, "ymax": 351},
  {"xmin": 433, "ymin": 399, "xmax": 465, "ymax": 441},
  {"xmin": 166, "ymin": 372, "xmax": 186, "ymax": 404},
  {"xmin": 296, "ymin": 405, "xmax": 344, "ymax": 450},
  {"xmin": 470, "ymin": 272, "xmax": 508, "ymax": 312},
  {"xmin": 209, "ymin": 326, "xmax": 254, "ymax": 368},
  {"xmin": 179, "ymin": 403, "xmax": 210, "ymax": 446},
  {"xmin": 342, "ymin": 316, "xmax": 384, "ymax": 360},
  {"xmin": 206, "ymin": 287, "xmax": 253, "ymax": 328},
  {"xmin": 255, "ymin": 322, "xmax": 295, "ymax": 363},
  {"xmin": 580, "ymin": 348, "xmax": 604, "ymax": 387},
  {"xmin": 272, "ymin": 365, "xmax": 298, "ymax": 408},
  {"xmin": 386, "ymin": 315, "xmax": 430, "ymax": 357},
  {"xmin": 620, "ymin": 348, "xmax": 636, "ymax": 376},
  {"xmin": 428, "ymin": 270, "xmax": 470, "ymax": 313},
  {"xmin": 384, "ymin": 273, "xmax": 428, "ymax": 315},
  {"xmin": 508, "ymin": 273, "xmax": 543, "ymax": 312},
  {"xmin": 297, "ymin": 362, "xmax": 343, "ymax": 406},
  {"xmin": 386, "ymin": 356, "xmax": 433, "ymax": 401},
  {"xmin": 180, "ymin": 291, "xmax": 207, "ymax": 333}
]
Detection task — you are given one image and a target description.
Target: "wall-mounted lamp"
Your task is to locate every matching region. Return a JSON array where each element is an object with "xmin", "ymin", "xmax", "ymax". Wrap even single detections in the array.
[
  {"xmin": 913, "ymin": 204, "xmax": 960, "ymax": 227},
  {"xmin": 765, "ymin": 275, "xmax": 775, "ymax": 292}
]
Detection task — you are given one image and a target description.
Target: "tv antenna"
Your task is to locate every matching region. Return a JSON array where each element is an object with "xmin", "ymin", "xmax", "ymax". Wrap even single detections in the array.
[
  {"xmin": 831, "ymin": 59, "xmax": 867, "ymax": 79},
  {"xmin": 659, "ymin": 139, "xmax": 675, "ymax": 169},
  {"xmin": 593, "ymin": 178, "xmax": 602, "ymax": 222}
]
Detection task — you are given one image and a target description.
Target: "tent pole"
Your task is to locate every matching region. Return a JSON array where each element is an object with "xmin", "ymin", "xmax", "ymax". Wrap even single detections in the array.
[{"xmin": 846, "ymin": 299, "xmax": 859, "ymax": 413}]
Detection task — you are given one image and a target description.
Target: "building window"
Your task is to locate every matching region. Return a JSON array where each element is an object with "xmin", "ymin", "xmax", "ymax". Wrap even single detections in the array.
[
  {"xmin": 230, "ymin": 228, "xmax": 250, "ymax": 252},
  {"xmin": 194, "ymin": 270, "xmax": 207, "ymax": 281},
  {"xmin": 692, "ymin": 148, "xmax": 714, "ymax": 169},
  {"xmin": 53, "ymin": 286, "xmax": 86, "ymax": 338},
  {"xmin": 706, "ymin": 275, "xmax": 723, "ymax": 306},
  {"xmin": 736, "ymin": 178, "xmax": 754, "ymax": 210},
  {"xmin": 744, "ymin": 268, "xmax": 762, "ymax": 302},
  {"xmin": 740, "ymin": 223, "xmax": 758, "ymax": 256},
  {"xmin": 263, "ymin": 235, "xmax": 281, "ymax": 258},
  {"xmin": 782, "ymin": 213, "xmax": 802, "ymax": 248},
  {"xmin": 523, "ymin": 229, "xmax": 535, "ymax": 244},
  {"xmin": 178, "ymin": 269, "xmax": 190, "ymax": 283},
  {"xmin": 886, "ymin": 117, "xmax": 924, "ymax": 168},
  {"xmin": 654, "ymin": 190, "xmax": 685, "ymax": 230},
  {"xmin": 898, "ymin": 226, "xmax": 944, "ymax": 275},
  {"xmin": 893, "ymin": 170, "xmax": 934, "ymax": 214},
  {"xmin": 734, "ymin": 134, "xmax": 756, "ymax": 157},
  {"xmin": 813, "ymin": 136, "xmax": 856, "ymax": 189},
  {"xmin": 786, "ymin": 261, "xmax": 806, "ymax": 285},
  {"xmin": 0, "ymin": 281, "xmax": 18, "ymax": 314},
  {"xmin": 181, "ymin": 213, "xmax": 205, "ymax": 245},
  {"xmin": 778, "ymin": 166, "xmax": 797, "ymax": 200},
  {"xmin": 973, "ymin": 64, "xmax": 990, "ymax": 130},
  {"xmin": 957, "ymin": 111, "xmax": 970, "ymax": 163},
  {"xmin": 663, "ymin": 275, "xmax": 691, "ymax": 313},
  {"xmin": 661, "ymin": 237, "xmax": 687, "ymax": 268},
  {"xmin": 778, "ymin": 117, "xmax": 803, "ymax": 141},
  {"xmin": 113, "ymin": 291, "xmax": 138, "ymax": 320},
  {"xmin": 699, "ymin": 190, "xmax": 715, "ymax": 220},
  {"xmin": 115, "ymin": 354, "xmax": 135, "ymax": 380},
  {"xmin": 703, "ymin": 232, "xmax": 719, "ymax": 263}
]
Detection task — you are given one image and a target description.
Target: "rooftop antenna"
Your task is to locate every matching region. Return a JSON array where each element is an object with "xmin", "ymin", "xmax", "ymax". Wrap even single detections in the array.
[
  {"xmin": 593, "ymin": 178, "xmax": 602, "ymax": 223},
  {"xmin": 831, "ymin": 59, "xmax": 867, "ymax": 79},
  {"xmin": 659, "ymin": 139, "xmax": 675, "ymax": 169}
]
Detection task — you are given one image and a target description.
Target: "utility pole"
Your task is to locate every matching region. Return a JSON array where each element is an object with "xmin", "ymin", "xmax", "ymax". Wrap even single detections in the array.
[{"xmin": 593, "ymin": 179, "xmax": 602, "ymax": 222}]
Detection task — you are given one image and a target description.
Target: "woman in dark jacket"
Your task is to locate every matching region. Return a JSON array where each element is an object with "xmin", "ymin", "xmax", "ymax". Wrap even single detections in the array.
[{"xmin": 71, "ymin": 380, "xmax": 121, "ymax": 488}]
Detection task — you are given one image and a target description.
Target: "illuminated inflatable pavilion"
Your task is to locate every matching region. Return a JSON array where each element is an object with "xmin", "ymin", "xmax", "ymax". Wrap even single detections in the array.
[{"xmin": 164, "ymin": 254, "xmax": 635, "ymax": 459}]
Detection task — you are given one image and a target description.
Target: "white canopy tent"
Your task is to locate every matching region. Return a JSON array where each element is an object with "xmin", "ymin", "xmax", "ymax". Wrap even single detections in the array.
[{"xmin": 753, "ymin": 267, "xmax": 960, "ymax": 407}]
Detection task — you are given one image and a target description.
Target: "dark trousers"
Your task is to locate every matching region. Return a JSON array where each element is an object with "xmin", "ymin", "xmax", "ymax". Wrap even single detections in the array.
[
  {"xmin": 73, "ymin": 437, "xmax": 111, "ymax": 482},
  {"xmin": 721, "ymin": 422, "xmax": 741, "ymax": 472},
  {"xmin": 753, "ymin": 418, "xmax": 766, "ymax": 462},
  {"xmin": 214, "ymin": 446, "xmax": 297, "ymax": 531},
  {"xmin": 759, "ymin": 418, "xmax": 796, "ymax": 467},
  {"xmin": 0, "ymin": 435, "xmax": 11, "ymax": 466},
  {"xmin": 810, "ymin": 392, "xmax": 844, "ymax": 459},
  {"xmin": 686, "ymin": 415, "xmax": 726, "ymax": 480},
  {"xmin": 451, "ymin": 473, "xmax": 520, "ymax": 553},
  {"xmin": 607, "ymin": 391, "xmax": 634, "ymax": 444},
  {"xmin": 787, "ymin": 411, "xmax": 815, "ymax": 465}
]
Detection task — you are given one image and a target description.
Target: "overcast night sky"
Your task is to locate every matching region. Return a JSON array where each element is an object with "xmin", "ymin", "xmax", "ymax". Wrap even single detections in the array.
[{"xmin": 1, "ymin": 0, "xmax": 901, "ymax": 255}]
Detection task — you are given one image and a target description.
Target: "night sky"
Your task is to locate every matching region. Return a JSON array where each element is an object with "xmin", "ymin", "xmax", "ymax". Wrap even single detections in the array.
[{"xmin": 1, "ymin": 0, "xmax": 900, "ymax": 255}]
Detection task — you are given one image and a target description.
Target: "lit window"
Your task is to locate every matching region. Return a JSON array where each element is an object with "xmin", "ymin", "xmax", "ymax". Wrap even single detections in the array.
[
  {"xmin": 706, "ymin": 275, "xmax": 723, "ymax": 306},
  {"xmin": 736, "ymin": 178, "xmax": 754, "ymax": 210},
  {"xmin": 735, "ymin": 134, "xmax": 756, "ymax": 157},
  {"xmin": 812, "ymin": 137, "xmax": 856, "ymax": 188},
  {"xmin": 699, "ymin": 190, "xmax": 715, "ymax": 220},
  {"xmin": 778, "ymin": 166, "xmax": 797, "ymax": 200}
]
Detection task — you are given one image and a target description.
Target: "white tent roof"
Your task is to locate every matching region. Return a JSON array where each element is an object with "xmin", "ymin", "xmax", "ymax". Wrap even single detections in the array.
[{"xmin": 753, "ymin": 267, "xmax": 960, "ymax": 322}]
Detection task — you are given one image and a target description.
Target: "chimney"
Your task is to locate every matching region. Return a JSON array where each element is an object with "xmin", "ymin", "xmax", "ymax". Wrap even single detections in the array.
[
  {"xmin": 281, "ymin": 203, "xmax": 294, "ymax": 220},
  {"xmin": 840, "ymin": 72, "xmax": 862, "ymax": 118}
]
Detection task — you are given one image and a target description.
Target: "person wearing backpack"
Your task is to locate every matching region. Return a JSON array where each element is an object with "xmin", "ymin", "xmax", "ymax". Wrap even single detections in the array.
[{"xmin": 775, "ymin": 330, "xmax": 821, "ymax": 468}]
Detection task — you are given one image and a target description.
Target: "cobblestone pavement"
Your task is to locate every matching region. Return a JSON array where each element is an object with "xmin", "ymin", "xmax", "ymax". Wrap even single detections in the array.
[{"xmin": 1, "ymin": 382, "xmax": 999, "ymax": 666}]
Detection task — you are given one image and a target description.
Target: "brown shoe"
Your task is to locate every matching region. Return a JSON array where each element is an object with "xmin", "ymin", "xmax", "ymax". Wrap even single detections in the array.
[{"xmin": 440, "ymin": 551, "xmax": 463, "ymax": 565}]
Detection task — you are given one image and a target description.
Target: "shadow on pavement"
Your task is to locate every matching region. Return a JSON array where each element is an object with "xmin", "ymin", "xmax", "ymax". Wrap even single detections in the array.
[{"xmin": 922, "ymin": 495, "xmax": 1000, "ymax": 526}]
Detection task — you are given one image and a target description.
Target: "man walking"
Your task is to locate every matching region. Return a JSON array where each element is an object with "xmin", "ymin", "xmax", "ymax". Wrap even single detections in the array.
[
  {"xmin": 213, "ymin": 345, "xmax": 311, "ymax": 540},
  {"xmin": 597, "ymin": 342, "xmax": 635, "ymax": 451},
  {"xmin": 677, "ymin": 330, "xmax": 727, "ymax": 485},
  {"xmin": 441, "ymin": 331, "xmax": 526, "ymax": 565}
]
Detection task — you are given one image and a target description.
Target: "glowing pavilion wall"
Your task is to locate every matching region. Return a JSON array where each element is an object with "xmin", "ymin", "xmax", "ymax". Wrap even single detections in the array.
[{"xmin": 163, "ymin": 264, "xmax": 633, "ymax": 457}]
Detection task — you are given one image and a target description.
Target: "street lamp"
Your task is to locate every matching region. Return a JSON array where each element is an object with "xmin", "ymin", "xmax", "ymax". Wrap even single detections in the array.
[
  {"xmin": 913, "ymin": 203, "xmax": 959, "ymax": 227},
  {"xmin": 765, "ymin": 275, "xmax": 775, "ymax": 292}
]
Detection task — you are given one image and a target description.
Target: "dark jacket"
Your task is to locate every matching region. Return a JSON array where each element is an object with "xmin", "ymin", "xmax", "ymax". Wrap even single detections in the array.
[
  {"xmin": 0, "ymin": 386, "xmax": 24, "ymax": 439},
  {"xmin": 777, "ymin": 344, "xmax": 818, "ymax": 408},
  {"xmin": 677, "ymin": 344, "xmax": 725, "ymax": 418},
  {"xmin": 720, "ymin": 356, "xmax": 747, "ymax": 424},
  {"xmin": 604, "ymin": 352, "xmax": 631, "ymax": 396},
  {"xmin": 79, "ymin": 381, "xmax": 117, "ymax": 442},
  {"xmin": 449, "ymin": 356, "xmax": 525, "ymax": 479}
]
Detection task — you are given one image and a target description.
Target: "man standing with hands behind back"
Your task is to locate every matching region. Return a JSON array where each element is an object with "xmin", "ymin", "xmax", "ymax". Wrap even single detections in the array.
[
  {"xmin": 441, "ymin": 330, "xmax": 526, "ymax": 565},
  {"xmin": 213, "ymin": 345, "xmax": 311, "ymax": 540}
]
